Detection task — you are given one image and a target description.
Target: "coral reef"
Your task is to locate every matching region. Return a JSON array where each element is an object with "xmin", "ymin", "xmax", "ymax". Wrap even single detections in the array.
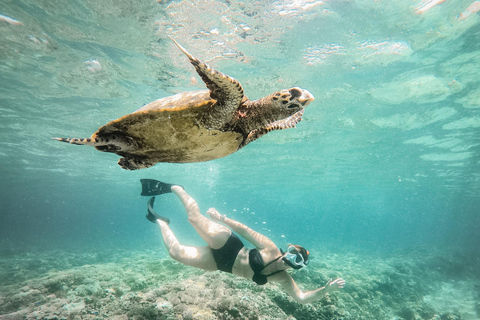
[{"xmin": 0, "ymin": 247, "xmax": 478, "ymax": 320}]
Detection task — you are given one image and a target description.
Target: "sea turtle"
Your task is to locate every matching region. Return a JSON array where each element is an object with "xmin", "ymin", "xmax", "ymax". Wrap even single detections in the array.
[{"xmin": 53, "ymin": 38, "xmax": 315, "ymax": 170}]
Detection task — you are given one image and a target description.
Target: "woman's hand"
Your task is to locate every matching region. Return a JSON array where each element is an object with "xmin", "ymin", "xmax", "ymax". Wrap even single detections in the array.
[
  {"xmin": 325, "ymin": 278, "xmax": 345, "ymax": 293},
  {"xmin": 207, "ymin": 208, "xmax": 225, "ymax": 222}
]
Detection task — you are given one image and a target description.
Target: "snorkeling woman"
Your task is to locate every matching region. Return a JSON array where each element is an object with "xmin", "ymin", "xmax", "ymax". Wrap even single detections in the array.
[{"xmin": 141, "ymin": 179, "xmax": 345, "ymax": 304}]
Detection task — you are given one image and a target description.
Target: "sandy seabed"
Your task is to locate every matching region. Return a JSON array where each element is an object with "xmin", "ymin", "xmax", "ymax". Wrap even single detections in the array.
[{"xmin": 0, "ymin": 246, "xmax": 478, "ymax": 320}]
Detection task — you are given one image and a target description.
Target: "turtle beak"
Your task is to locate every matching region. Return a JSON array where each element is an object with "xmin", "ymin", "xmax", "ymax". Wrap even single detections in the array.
[{"xmin": 298, "ymin": 88, "xmax": 315, "ymax": 107}]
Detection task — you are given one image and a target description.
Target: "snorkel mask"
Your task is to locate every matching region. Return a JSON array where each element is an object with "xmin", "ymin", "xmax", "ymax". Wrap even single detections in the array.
[{"xmin": 281, "ymin": 245, "xmax": 309, "ymax": 269}]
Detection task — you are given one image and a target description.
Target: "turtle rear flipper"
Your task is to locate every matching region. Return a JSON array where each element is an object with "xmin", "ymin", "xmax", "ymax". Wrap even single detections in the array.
[
  {"xmin": 53, "ymin": 132, "xmax": 138, "ymax": 153},
  {"xmin": 170, "ymin": 37, "xmax": 244, "ymax": 129},
  {"xmin": 118, "ymin": 157, "xmax": 156, "ymax": 170},
  {"xmin": 52, "ymin": 137, "xmax": 96, "ymax": 145}
]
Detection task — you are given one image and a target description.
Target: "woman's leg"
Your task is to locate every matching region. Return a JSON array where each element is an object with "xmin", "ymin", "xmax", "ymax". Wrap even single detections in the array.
[
  {"xmin": 172, "ymin": 186, "xmax": 231, "ymax": 249},
  {"xmin": 156, "ymin": 220, "xmax": 217, "ymax": 271}
]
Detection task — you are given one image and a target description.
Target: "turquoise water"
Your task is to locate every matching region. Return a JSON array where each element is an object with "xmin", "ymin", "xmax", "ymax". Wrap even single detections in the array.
[{"xmin": 1, "ymin": 0, "xmax": 480, "ymax": 318}]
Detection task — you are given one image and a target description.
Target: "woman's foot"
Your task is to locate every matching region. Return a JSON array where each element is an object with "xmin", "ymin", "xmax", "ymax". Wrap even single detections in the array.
[{"xmin": 146, "ymin": 197, "xmax": 170, "ymax": 224}]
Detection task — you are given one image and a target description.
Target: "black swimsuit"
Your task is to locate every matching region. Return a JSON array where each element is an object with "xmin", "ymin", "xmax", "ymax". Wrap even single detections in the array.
[
  {"xmin": 211, "ymin": 233, "xmax": 244, "ymax": 273},
  {"xmin": 211, "ymin": 233, "xmax": 282, "ymax": 285},
  {"xmin": 249, "ymin": 249, "xmax": 283, "ymax": 285}
]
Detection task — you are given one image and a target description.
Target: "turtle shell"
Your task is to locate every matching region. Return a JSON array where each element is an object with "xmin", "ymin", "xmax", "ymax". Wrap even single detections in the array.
[{"xmin": 92, "ymin": 90, "xmax": 243, "ymax": 163}]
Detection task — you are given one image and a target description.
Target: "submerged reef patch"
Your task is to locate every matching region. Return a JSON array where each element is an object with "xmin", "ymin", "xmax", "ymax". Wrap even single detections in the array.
[{"xmin": 0, "ymin": 247, "xmax": 478, "ymax": 319}]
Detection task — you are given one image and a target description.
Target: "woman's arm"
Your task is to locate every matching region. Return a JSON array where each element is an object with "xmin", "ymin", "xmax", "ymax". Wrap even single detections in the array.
[
  {"xmin": 207, "ymin": 208, "xmax": 276, "ymax": 250},
  {"xmin": 271, "ymin": 272, "xmax": 345, "ymax": 304}
]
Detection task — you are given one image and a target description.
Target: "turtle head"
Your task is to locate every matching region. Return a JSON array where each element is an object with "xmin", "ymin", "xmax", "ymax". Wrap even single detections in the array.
[
  {"xmin": 238, "ymin": 87, "xmax": 314, "ymax": 133},
  {"xmin": 268, "ymin": 87, "xmax": 315, "ymax": 114}
]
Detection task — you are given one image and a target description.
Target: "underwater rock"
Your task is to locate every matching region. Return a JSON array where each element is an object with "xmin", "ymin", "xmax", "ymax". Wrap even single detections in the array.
[{"xmin": 0, "ymin": 310, "xmax": 28, "ymax": 320}]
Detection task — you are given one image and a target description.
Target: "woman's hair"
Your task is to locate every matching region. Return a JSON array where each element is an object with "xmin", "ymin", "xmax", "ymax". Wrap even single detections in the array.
[{"xmin": 291, "ymin": 244, "xmax": 309, "ymax": 263}]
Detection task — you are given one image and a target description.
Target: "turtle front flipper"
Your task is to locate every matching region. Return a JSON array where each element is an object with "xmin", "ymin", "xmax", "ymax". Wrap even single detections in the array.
[
  {"xmin": 170, "ymin": 37, "xmax": 244, "ymax": 129},
  {"xmin": 240, "ymin": 109, "xmax": 305, "ymax": 148}
]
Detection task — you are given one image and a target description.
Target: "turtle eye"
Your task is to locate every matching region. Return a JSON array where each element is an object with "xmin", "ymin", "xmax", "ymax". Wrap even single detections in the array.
[{"xmin": 288, "ymin": 103, "xmax": 299, "ymax": 109}]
